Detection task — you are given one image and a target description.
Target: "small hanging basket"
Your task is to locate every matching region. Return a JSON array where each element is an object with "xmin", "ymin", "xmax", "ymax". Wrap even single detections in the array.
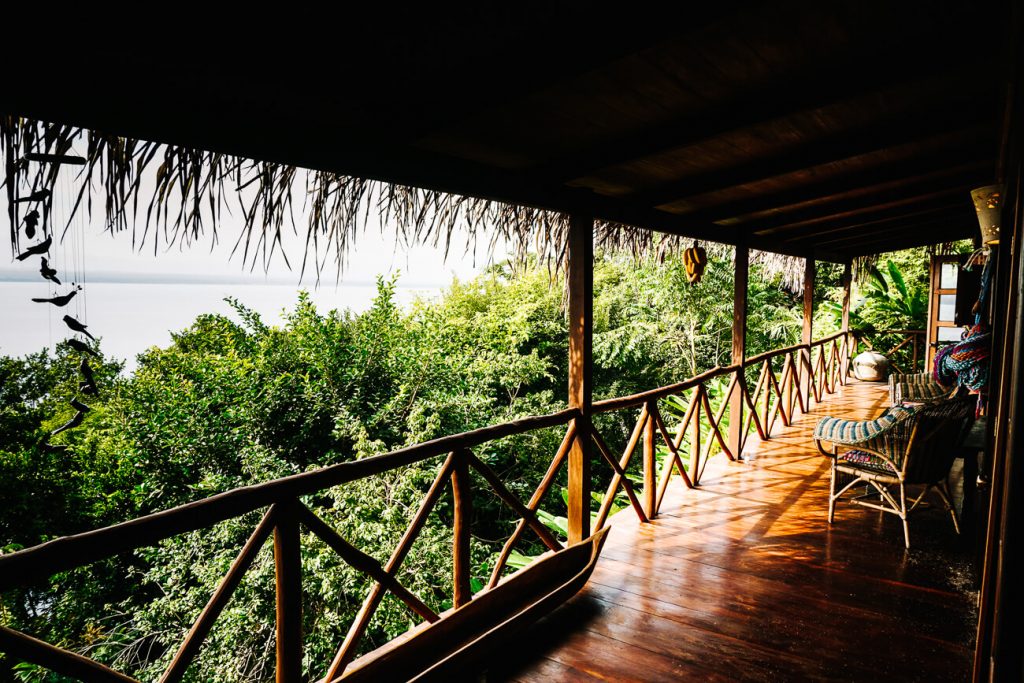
[{"xmin": 971, "ymin": 184, "xmax": 1005, "ymax": 245}]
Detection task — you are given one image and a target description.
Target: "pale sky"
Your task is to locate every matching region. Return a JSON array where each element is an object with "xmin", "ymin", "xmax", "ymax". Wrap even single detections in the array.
[{"xmin": 0, "ymin": 156, "xmax": 511, "ymax": 365}]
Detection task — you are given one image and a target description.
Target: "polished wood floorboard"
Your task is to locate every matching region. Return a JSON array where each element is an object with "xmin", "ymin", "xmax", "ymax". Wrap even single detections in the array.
[{"xmin": 485, "ymin": 381, "xmax": 977, "ymax": 682}]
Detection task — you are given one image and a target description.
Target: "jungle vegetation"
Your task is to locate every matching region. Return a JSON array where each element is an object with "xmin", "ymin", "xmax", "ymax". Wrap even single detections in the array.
[{"xmin": 0, "ymin": 249, "xmax": 926, "ymax": 681}]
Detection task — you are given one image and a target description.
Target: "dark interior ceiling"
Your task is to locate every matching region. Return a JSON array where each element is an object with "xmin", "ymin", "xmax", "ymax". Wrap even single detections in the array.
[{"xmin": 1, "ymin": 1, "xmax": 1011, "ymax": 261}]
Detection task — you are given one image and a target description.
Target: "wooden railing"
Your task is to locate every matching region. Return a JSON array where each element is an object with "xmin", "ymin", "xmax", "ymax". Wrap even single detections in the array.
[
  {"xmin": 0, "ymin": 333, "xmax": 852, "ymax": 682},
  {"xmin": 851, "ymin": 329, "xmax": 927, "ymax": 375}
]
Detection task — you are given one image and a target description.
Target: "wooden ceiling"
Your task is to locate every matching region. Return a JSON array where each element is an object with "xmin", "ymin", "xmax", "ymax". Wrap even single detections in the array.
[{"xmin": 1, "ymin": 1, "xmax": 1010, "ymax": 261}]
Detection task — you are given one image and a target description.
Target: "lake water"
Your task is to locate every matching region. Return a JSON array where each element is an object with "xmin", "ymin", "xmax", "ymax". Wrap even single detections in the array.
[{"xmin": 1, "ymin": 280, "xmax": 438, "ymax": 372}]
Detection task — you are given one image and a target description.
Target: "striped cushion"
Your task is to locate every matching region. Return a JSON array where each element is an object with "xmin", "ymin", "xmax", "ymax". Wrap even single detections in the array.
[
  {"xmin": 813, "ymin": 403, "xmax": 921, "ymax": 445},
  {"xmin": 888, "ymin": 373, "xmax": 948, "ymax": 404},
  {"xmin": 839, "ymin": 450, "xmax": 897, "ymax": 476},
  {"xmin": 893, "ymin": 372, "xmax": 936, "ymax": 385},
  {"xmin": 895, "ymin": 381, "xmax": 952, "ymax": 403}
]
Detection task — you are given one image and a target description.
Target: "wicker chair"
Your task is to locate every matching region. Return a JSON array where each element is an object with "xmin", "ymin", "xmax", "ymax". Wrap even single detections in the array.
[
  {"xmin": 887, "ymin": 371, "xmax": 951, "ymax": 406},
  {"xmin": 814, "ymin": 396, "xmax": 974, "ymax": 548}
]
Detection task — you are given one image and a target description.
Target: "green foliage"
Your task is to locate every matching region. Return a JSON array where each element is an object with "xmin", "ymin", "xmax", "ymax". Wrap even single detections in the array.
[
  {"xmin": 860, "ymin": 260, "xmax": 928, "ymax": 327},
  {"xmin": 820, "ymin": 258, "xmax": 930, "ymax": 334},
  {"xmin": 0, "ymin": 251, "xmax": 808, "ymax": 681}
]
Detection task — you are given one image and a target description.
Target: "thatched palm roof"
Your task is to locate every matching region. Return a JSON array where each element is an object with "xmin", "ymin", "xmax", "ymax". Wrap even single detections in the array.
[
  {"xmin": 3, "ymin": 117, "xmax": 814, "ymax": 285},
  {"xmin": 2, "ymin": 2, "xmax": 1008, "ymax": 283}
]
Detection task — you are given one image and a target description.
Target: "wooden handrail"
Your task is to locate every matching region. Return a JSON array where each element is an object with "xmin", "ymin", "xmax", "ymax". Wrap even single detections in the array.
[
  {"xmin": 592, "ymin": 365, "xmax": 736, "ymax": 413},
  {"xmin": 0, "ymin": 408, "xmax": 579, "ymax": 588},
  {"xmin": 743, "ymin": 331, "xmax": 846, "ymax": 367},
  {"xmin": 0, "ymin": 333, "xmax": 855, "ymax": 682}
]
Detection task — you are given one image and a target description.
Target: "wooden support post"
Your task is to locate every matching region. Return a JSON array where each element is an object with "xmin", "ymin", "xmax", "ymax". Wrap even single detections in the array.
[
  {"xmin": 642, "ymin": 402, "xmax": 657, "ymax": 519},
  {"xmin": 801, "ymin": 256, "xmax": 816, "ymax": 404},
  {"xmin": 729, "ymin": 245, "xmax": 749, "ymax": 457},
  {"xmin": 567, "ymin": 214, "xmax": 593, "ymax": 545},
  {"xmin": 274, "ymin": 502, "xmax": 302, "ymax": 683},
  {"xmin": 841, "ymin": 261, "xmax": 852, "ymax": 380},
  {"xmin": 451, "ymin": 449, "xmax": 473, "ymax": 608}
]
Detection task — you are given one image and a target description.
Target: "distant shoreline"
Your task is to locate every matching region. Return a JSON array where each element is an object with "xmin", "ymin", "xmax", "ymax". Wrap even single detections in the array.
[{"xmin": 0, "ymin": 268, "xmax": 441, "ymax": 288}]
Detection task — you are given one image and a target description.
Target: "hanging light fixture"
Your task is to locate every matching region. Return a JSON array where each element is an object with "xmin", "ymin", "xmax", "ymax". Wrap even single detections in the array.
[{"xmin": 971, "ymin": 184, "xmax": 1005, "ymax": 245}]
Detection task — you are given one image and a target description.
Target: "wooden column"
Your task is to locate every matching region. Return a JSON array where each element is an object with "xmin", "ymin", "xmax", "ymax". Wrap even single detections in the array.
[
  {"xmin": 567, "ymin": 215, "xmax": 593, "ymax": 545},
  {"xmin": 451, "ymin": 449, "xmax": 473, "ymax": 608},
  {"xmin": 274, "ymin": 502, "xmax": 302, "ymax": 683},
  {"xmin": 975, "ymin": 133, "xmax": 1023, "ymax": 680},
  {"xmin": 801, "ymin": 257, "xmax": 816, "ymax": 403},
  {"xmin": 729, "ymin": 245, "xmax": 749, "ymax": 457},
  {"xmin": 841, "ymin": 261, "xmax": 852, "ymax": 380}
]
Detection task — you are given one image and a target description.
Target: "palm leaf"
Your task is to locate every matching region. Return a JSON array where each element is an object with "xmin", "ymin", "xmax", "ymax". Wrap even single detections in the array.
[{"xmin": 887, "ymin": 260, "xmax": 908, "ymax": 300}]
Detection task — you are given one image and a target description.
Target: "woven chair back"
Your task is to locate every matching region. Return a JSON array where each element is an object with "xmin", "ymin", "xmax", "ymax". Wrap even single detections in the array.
[{"xmin": 902, "ymin": 397, "xmax": 974, "ymax": 484}]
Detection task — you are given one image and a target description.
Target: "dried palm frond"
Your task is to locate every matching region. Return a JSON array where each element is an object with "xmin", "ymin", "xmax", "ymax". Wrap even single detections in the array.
[
  {"xmin": 3, "ymin": 116, "xmax": 810, "ymax": 286},
  {"xmin": 750, "ymin": 250, "xmax": 806, "ymax": 292},
  {"xmin": 852, "ymin": 255, "xmax": 880, "ymax": 284}
]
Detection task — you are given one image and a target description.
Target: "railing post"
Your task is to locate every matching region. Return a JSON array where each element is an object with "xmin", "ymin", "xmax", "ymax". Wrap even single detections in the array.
[
  {"xmin": 451, "ymin": 449, "xmax": 473, "ymax": 608},
  {"xmin": 782, "ymin": 353, "xmax": 795, "ymax": 420},
  {"xmin": 841, "ymin": 261, "xmax": 852, "ymax": 381},
  {"xmin": 762, "ymin": 362, "xmax": 772, "ymax": 436},
  {"xmin": 274, "ymin": 501, "xmax": 302, "ymax": 683},
  {"xmin": 567, "ymin": 214, "xmax": 593, "ymax": 545},
  {"xmin": 801, "ymin": 256, "xmax": 815, "ymax": 404},
  {"xmin": 642, "ymin": 401, "xmax": 657, "ymax": 519},
  {"xmin": 729, "ymin": 245, "xmax": 749, "ymax": 457},
  {"xmin": 691, "ymin": 391, "xmax": 702, "ymax": 484}
]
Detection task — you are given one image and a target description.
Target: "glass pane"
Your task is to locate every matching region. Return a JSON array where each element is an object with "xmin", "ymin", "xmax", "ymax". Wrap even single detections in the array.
[
  {"xmin": 937, "ymin": 326, "xmax": 964, "ymax": 342},
  {"xmin": 940, "ymin": 262, "xmax": 958, "ymax": 289},
  {"xmin": 938, "ymin": 294, "xmax": 957, "ymax": 321}
]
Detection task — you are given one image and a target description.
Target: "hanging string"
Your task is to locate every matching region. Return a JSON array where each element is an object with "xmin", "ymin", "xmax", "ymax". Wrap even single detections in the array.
[
  {"xmin": 78, "ymin": 169, "xmax": 87, "ymax": 326},
  {"xmin": 64, "ymin": 170, "xmax": 78, "ymax": 324}
]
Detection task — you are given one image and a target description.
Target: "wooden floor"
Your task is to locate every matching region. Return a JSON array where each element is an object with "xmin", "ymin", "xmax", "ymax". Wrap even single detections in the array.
[{"xmin": 487, "ymin": 381, "xmax": 978, "ymax": 682}]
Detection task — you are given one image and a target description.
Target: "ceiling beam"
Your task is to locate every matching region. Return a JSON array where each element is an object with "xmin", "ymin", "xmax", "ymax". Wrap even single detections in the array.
[
  {"xmin": 844, "ymin": 223, "xmax": 973, "ymax": 257},
  {"xmin": 746, "ymin": 183, "xmax": 977, "ymax": 235},
  {"xmin": 537, "ymin": 50, "xmax": 991, "ymax": 185},
  {"xmin": 778, "ymin": 205, "xmax": 972, "ymax": 244},
  {"xmin": 667, "ymin": 156, "xmax": 990, "ymax": 226},
  {"xmin": 811, "ymin": 216, "xmax": 972, "ymax": 249},
  {"xmin": 733, "ymin": 168, "xmax": 985, "ymax": 232},
  {"xmin": 630, "ymin": 106, "xmax": 993, "ymax": 209}
]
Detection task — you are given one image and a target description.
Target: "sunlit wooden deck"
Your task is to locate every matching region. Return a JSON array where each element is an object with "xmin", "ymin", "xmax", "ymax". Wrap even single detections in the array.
[{"xmin": 488, "ymin": 380, "xmax": 978, "ymax": 682}]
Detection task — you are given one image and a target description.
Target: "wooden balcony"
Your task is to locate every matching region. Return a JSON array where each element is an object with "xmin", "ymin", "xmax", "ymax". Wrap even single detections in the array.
[{"xmin": 493, "ymin": 380, "xmax": 977, "ymax": 682}]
